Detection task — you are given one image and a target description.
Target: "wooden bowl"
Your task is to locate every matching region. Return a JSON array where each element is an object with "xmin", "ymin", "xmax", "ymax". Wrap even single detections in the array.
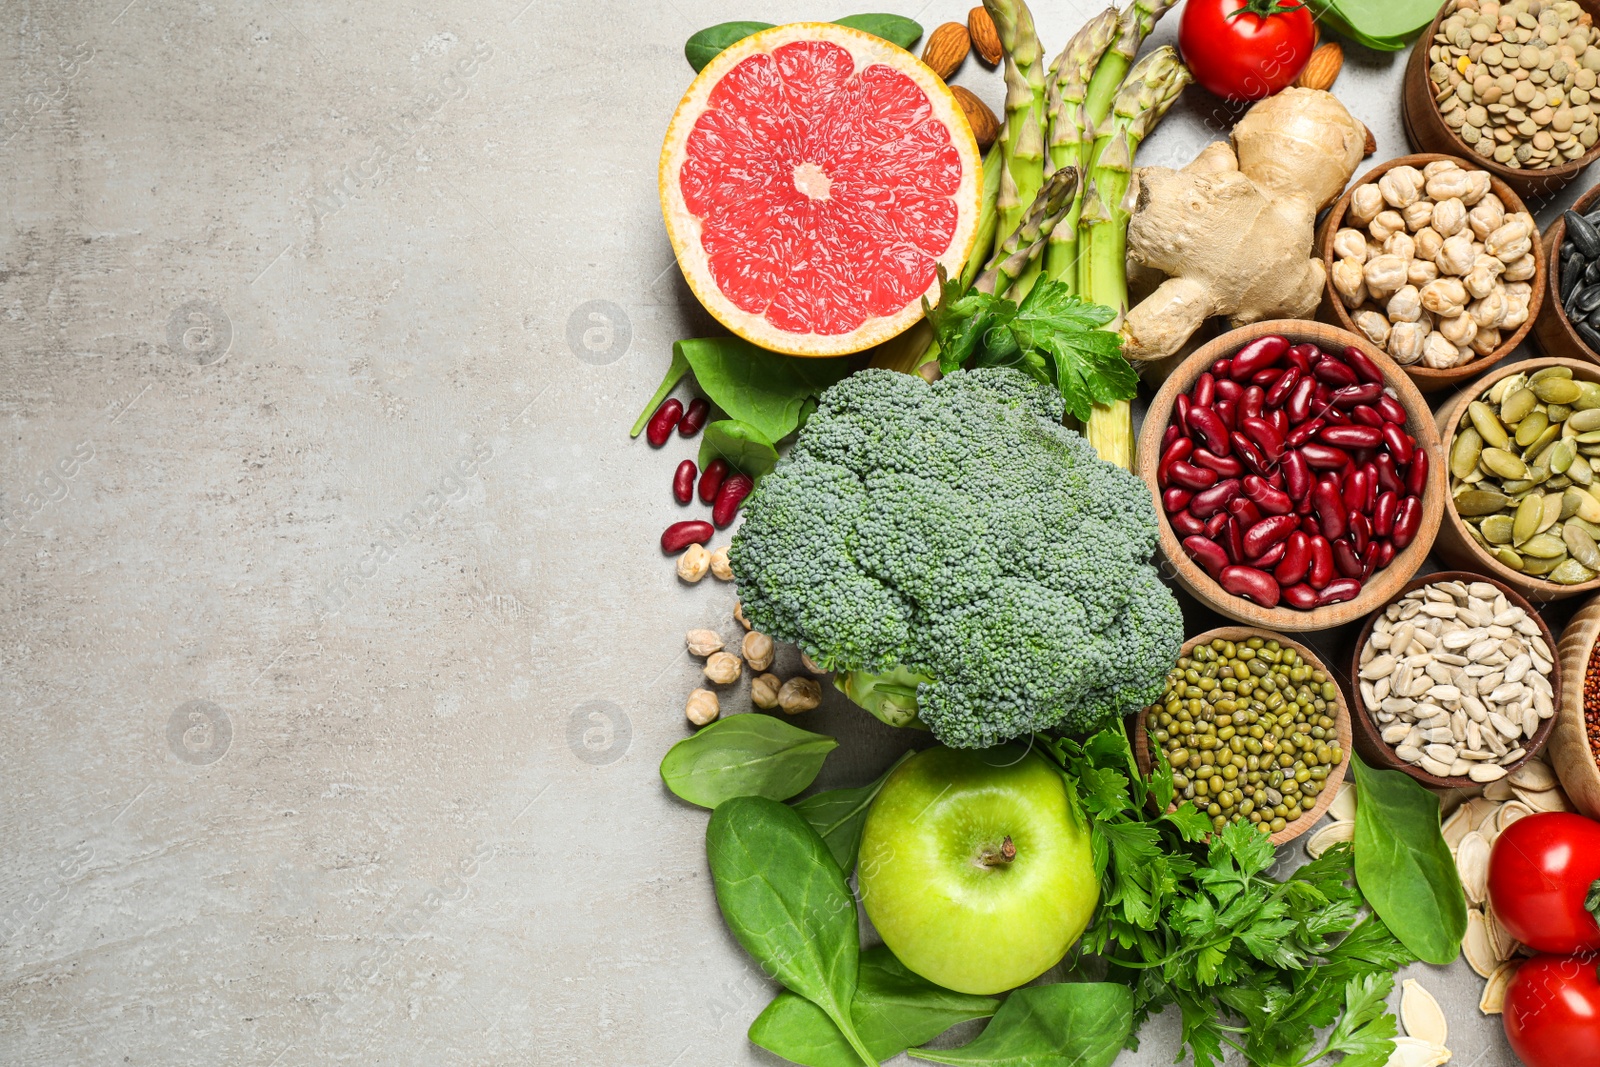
[
  {"xmin": 1348, "ymin": 571, "xmax": 1561, "ymax": 790},
  {"xmin": 1553, "ymin": 591, "xmax": 1600, "ymax": 818},
  {"xmin": 1136, "ymin": 319, "xmax": 1446, "ymax": 632},
  {"xmin": 1401, "ymin": 0, "xmax": 1600, "ymax": 200},
  {"xmin": 1533, "ymin": 182, "xmax": 1600, "ymax": 364},
  {"xmin": 1318, "ymin": 152, "xmax": 1546, "ymax": 394},
  {"xmin": 1133, "ymin": 626, "xmax": 1353, "ymax": 847},
  {"xmin": 1434, "ymin": 356, "xmax": 1600, "ymax": 601}
]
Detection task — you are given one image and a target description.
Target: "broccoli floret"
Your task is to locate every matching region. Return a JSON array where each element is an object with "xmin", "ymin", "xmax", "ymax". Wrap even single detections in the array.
[{"xmin": 728, "ymin": 367, "xmax": 1183, "ymax": 749}]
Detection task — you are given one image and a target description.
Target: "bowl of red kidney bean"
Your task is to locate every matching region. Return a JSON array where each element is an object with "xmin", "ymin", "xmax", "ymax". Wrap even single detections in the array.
[{"xmin": 1136, "ymin": 320, "xmax": 1446, "ymax": 632}]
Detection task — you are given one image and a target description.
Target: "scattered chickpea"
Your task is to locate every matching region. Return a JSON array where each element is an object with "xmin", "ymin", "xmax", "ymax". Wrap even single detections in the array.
[
  {"xmin": 704, "ymin": 651, "xmax": 743, "ymax": 685},
  {"xmin": 685, "ymin": 628, "xmax": 723, "ymax": 657},
  {"xmin": 751, "ymin": 673, "xmax": 782, "ymax": 709},
  {"xmin": 710, "ymin": 546, "xmax": 734, "ymax": 581},
  {"xmin": 734, "ymin": 601, "xmax": 752, "ymax": 630},
  {"xmin": 779, "ymin": 677, "xmax": 822, "ymax": 714},
  {"xmin": 800, "ymin": 652, "xmax": 825, "ymax": 674},
  {"xmin": 677, "ymin": 544, "xmax": 711, "ymax": 582},
  {"xmin": 686, "ymin": 688, "xmax": 719, "ymax": 726},
  {"xmin": 742, "ymin": 631, "xmax": 774, "ymax": 672}
]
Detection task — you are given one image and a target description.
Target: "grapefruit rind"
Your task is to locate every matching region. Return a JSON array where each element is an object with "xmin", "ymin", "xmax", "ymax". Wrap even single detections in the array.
[{"xmin": 660, "ymin": 22, "xmax": 983, "ymax": 358}]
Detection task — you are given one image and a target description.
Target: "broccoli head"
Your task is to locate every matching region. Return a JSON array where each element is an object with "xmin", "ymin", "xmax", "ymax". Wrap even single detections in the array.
[{"xmin": 728, "ymin": 367, "xmax": 1182, "ymax": 749}]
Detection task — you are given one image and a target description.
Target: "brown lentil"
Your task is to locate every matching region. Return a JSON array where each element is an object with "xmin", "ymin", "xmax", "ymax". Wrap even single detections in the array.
[{"xmin": 1584, "ymin": 641, "xmax": 1600, "ymax": 761}]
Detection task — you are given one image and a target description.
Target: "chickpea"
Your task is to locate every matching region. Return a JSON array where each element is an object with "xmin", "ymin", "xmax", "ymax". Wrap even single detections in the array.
[
  {"xmin": 742, "ymin": 631, "xmax": 774, "ymax": 672},
  {"xmin": 704, "ymin": 651, "xmax": 743, "ymax": 685},
  {"xmin": 686, "ymin": 629, "xmax": 723, "ymax": 657},
  {"xmin": 778, "ymin": 677, "xmax": 822, "ymax": 714},
  {"xmin": 800, "ymin": 652, "xmax": 825, "ymax": 674},
  {"xmin": 686, "ymin": 688, "xmax": 719, "ymax": 726},
  {"xmin": 734, "ymin": 601, "xmax": 752, "ymax": 630},
  {"xmin": 751, "ymin": 673, "xmax": 782, "ymax": 709},
  {"xmin": 677, "ymin": 544, "xmax": 711, "ymax": 583},
  {"xmin": 710, "ymin": 546, "xmax": 734, "ymax": 581}
]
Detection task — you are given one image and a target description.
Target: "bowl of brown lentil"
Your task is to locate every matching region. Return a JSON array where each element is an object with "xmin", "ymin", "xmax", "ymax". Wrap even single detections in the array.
[
  {"xmin": 1551, "ymin": 590, "xmax": 1600, "ymax": 816},
  {"xmin": 1401, "ymin": 0, "xmax": 1600, "ymax": 200},
  {"xmin": 1133, "ymin": 626, "xmax": 1352, "ymax": 847}
]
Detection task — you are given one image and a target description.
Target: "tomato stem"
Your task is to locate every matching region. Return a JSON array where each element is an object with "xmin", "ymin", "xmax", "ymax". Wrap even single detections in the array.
[
  {"xmin": 1586, "ymin": 877, "xmax": 1600, "ymax": 927},
  {"xmin": 1226, "ymin": 0, "xmax": 1305, "ymax": 19}
]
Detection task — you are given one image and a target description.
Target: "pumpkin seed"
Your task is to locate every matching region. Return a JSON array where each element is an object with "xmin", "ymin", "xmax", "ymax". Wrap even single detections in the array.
[
  {"xmin": 1523, "ymin": 424, "xmax": 1562, "ymax": 460},
  {"xmin": 1514, "ymin": 494, "xmax": 1544, "ymax": 543},
  {"xmin": 1539, "ymin": 492, "xmax": 1565, "ymax": 533},
  {"xmin": 1529, "ymin": 366, "xmax": 1574, "ymax": 385},
  {"xmin": 1551, "ymin": 557, "xmax": 1596, "ymax": 583},
  {"xmin": 1470, "ymin": 401, "xmax": 1511, "ymax": 449},
  {"xmin": 1550, "ymin": 439, "xmax": 1577, "ymax": 473},
  {"xmin": 1483, "ymin": 447, "xmax": 1529, "ymax": 479},
  {"xmin": 1577, "ymin": 382, "xmax": 1600, "ymax": 409},
  {"xmin": 1578, "ymin": 488, "xmax": 1600, "ymax": 523},
  {"xmin": 1534, "ymin": 377, "xmax": 1583, "ymax": 404},
  {"xmin": 1564, "ymin": 522, "xmax": 1600, "ymax": 568},
  {"xmin": 1480, "ymin": 961, "xmax": 1518, "ymax": 1014},
  {"xmin": 1522, "ymin": 552, "xmax": 1565, "ymax": 575},
  {"xmin": 1500, "ymin": 386, "xmax": 1537, "ymax": 424},
  {"xmin": 1516, "ymin": 410, "xmax": 1551, "ymax": 445},
  {"xmin": 1456, "ymin": 488, "xmax": 1514, "ymax": 516},
  {"xmin": 1494, "ymin": 546, "xmax": 1526, "ymax": 570},
  {"xmin": 1400, "ymin": 979, "xmax": 1449, "ymax": 1046},
  {"xmin": 1452, "ymin": 427, "xmax": 1485, "ymax": 479},
  {"xmin": 1568, "ymin": 407, "xmax": 1600, "ymax": 432},
  {"xmin": 1482, "ymin": 514, "xmax": 1515, "ymax": 543},
  {"xmin": 1571, "ymin": 455, "xmax": 1594, "ymax": 485}
]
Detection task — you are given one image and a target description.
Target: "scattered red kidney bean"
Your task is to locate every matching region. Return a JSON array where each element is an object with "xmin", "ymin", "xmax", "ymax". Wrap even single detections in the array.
[
  {"xmin": 673, "ymin": 460, "xmax": 697, "ymax": 504},
  {"xmin": 662, "ymin": 520, "xmax": 713, "ymax": 553},
  {"xmin": 678, "ymin": 397, "xmax": 710, "ymax": 437},
  {"xmin": 712, "ymin": 473, "xmax": 753, "ymax": 527},
  {"xmin": 699, "ymin": 459, "xmax": 729, "ymax": 503},
  {"xmin": 646, "ymin": 399, "xmax": 684, "ymax": 447},
  {"xmin": 1220, "ymin": 565, "xmax": 1280, "ymax": 607}
]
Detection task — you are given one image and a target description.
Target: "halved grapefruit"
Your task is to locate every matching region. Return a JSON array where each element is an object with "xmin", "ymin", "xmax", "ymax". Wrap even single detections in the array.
[{"xmin": 660, "ymin": 23, "xmax": 983, "ymax": 358}]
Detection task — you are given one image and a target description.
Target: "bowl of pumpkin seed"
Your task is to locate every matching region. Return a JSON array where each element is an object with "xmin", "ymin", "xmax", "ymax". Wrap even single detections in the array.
[{"xmin": 1437, "ymin": 357, "xmax": 1600, "ymax": 598}]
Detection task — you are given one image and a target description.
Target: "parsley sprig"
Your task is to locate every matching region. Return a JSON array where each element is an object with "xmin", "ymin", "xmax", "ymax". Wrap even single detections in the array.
[{"xmin": 1036, "ymin": 726, "xmax": 1417, "ymax": 1067}]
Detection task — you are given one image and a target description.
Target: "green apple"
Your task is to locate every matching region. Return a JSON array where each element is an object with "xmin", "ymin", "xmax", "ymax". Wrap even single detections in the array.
[{"xmin": 858, "ymin": 745, "xmax": 1099, "ymax": 995}]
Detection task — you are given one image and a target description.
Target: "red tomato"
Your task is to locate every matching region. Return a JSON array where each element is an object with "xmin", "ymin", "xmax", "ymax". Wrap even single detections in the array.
[
  {"xmin": 1504, "ymin": 955, "xmax": 1600, "ymax": 1067},
  {"xmin": 1177, "ymin": 0, "xmax": 1315, "ymax": 101},
  {"xmin": 1489, "ymin": 812, "xmax": 1600, "ymax": 954}
]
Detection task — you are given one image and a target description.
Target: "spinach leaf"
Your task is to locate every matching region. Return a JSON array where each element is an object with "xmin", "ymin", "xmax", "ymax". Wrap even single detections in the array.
[
  {"xmin": 629, "ymin": 347, "xmax": 690, "ymax": 437},
  {"xmin": 1350, "ymin": 755, "xmax": 1468, "ymax": 966},
  {"xmin": 793, "ymin": 751, "xmax": 913, "ymax": 872},
  {"xmin": 707, "ymin": 796, "xmax": 879, "ymax": 1067},
  {"xmin": 700, "ymin": 419, "xmax": 780, "ymax": 480},
  {"xmin": 750, "ymin": 945, "xmax": 1000, "ymax": 1067},
  {"xmin": 675, "ymin": 338, "xmax": 849, "ymax": 444},
  {"xmin": 1303, "ymin": 0, "xmax": 1434, "ymax": 50},
  {"xmin": 832, "ymin": 14, "xmax": 923, "ymax": 50},
  {"xmin": 661, "ymin": 713, "xmax": 837, "ymax": 809},
  {"xmin": 685, "ymin": 21, "xmax": 775, "ymax": 72},
  {"xmin": 908, "ymin": 982, "xmax": 1133, "ymax": 1066}
]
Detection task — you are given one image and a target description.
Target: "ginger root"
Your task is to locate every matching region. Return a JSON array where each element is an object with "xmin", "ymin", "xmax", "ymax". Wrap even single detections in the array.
[{"xmin": 1121, "ymin": 89, "xmax": 1366, "ymax": 361}]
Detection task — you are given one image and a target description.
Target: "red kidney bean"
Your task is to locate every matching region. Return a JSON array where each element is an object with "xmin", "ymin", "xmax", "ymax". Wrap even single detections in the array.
[
  {"xmin": 1275, "ymin": 531, "xmax": 1311, "ymax": 586},
  {"xmin": 1193, "ymin": 372, "xmax": 1216, "ymax": 410},
  {"xmin": 1318, "ymin": 578, "xmax": 1363, "ymax": 606},
  {"xmin": 1172, "ymin": 509, "xmax": 1207, "ymax": 537},
  {"xmin": 646, "ymin": 399, "xmax": 684, "ymax": 446},
  {"xmin": 1321, "ymin": 404, "xmax": 1350, "ymax": 426},
  {"xmin": 1267, "ymin": 469, "xmax": 1286, "ymax": 490},
  {"xmin": 1300, "ymin": 514, "xmax": 1322, "ymax": 537},
  {"xmin": 673, "ymin": 460, "xmax": 697, "ymax": 504},
  {"xmin": 1282, "ymin": 449, "xmax": 1312, "ymax": 502},
  {"xmin": 1380, "ymin": 422, "xmax": 1415, "ymax": 466},
  {"xmin": 1288, "ymin": 342, "xmax": 1320, "ymax": 369},
  {"xmin": 1264, "ymin": 367, "xmax": 1301, "ymax": 408},
  {"xmin": 1161, "ymin": 423, "xmax": 1182, "ymax": 452},
  {"xmin": 1342, "ymin": 467, "xmax": 1368, "ymax": 513},
  {"xmin": 1374, "ymin": 393, "xmax": 1407, "ymax": 424},
  {"xmin": 678, "ymin": 397, "xmax": 710, "ymax": 437},
  {"xmin": 1333, "ymin": 537, "xmax": 1363, "ymax": 579},
  {"xmin": 1214, "ymin": 397, "xmax": 1237, "ymax": 432},
  {"xmin": 1374, "ymin": 454, "xmax": 1404, "ymax": 494},
  {"xmin": 1214, "ymin": 377, "xmax": 1243, "ymax": 404},
  {"xmin": 1175, "ymin": 393, "xmax": 1193, "ymax": 436},
  {"xmin": 1193, "ymin": 448, "xmax": 1244, "ymax": 479},
  {"xmin": 1268, "ymin": 408, "xmax": 1289, "ymax": 436},
  {"xmin": 1241, "ymin": 416, "xmax": 1283, "ymax": 461},
  {"xmin": 1230, "ymin": 335, "xmax": 1290, "ymax": 380},
  {"xmin": 1331, "ymin": 382, "xmax": 1384, "ymax": 407},
  {"xmin": 1286, "ymin": 376, "xmax": 1317, "ymax": 423},
  {"xmin": 1313, "ymin": 475, "xmax": 1347, "ymax": 541},
  {"xmin": 662, "ymin": 520, "xmax": 712, "ymax": 553},
  {"xmin": 1243, "ymin": 514, "xmax": 1298, "ymax": 558},
  {"xmin": 1168, "ymin": 460, "xmax": 1219, "ymax": 492},
  {"xmin": 1299, "ymin": 442, "xmax": 1351, "ymax": 470},
  {"xmin": 1190, "ymin": 478, "xmax": 1241, "ymax": 519},
  {"xmin": 1163, "ymin": 487, "xmax": 1194, "ymax": 512},
  {"xmin": 1241, "ymin": 385, "xmax": 1266, "ymax": 421},
  {"xmin": 1223, "ymin": 517, "xmax": 1246, "ymax": 564},
  {"xmin": 1319, "ymin": 424, "xmax": 1383, "ymax": 449},
  {"xmin": 1284, "ymin": 417, "xmax": 1325, "ymax": 449},
  {"xmin": 1313, "ymin": 359, "xmax": 1358, "ymax": 388},
  {"xmin": 1371, "ymin": 538, "xmax": 1395, "ymax": 570},
  {"xmin": 1220, "ymin": 565, "xmax": 1281, "ymax": 607},
  {"xmin": 712, "ymin": 474, "xmax": 753, "ymax": 527},
  {"xmin": 1228, "ymin": 496, "xmax": 1264, "ymax": 528},
  {"xmin": 1229, "ymin": 432, "xmax": 1270, "ymax": 476},
  {"xmin": 1307, "ymin": 536, "xmax": 1334, "ymax": 590},
  {"xmin": 1372, "ymin": 491, "xmax": 1398, "ymax": 537},
  {"xmin": 1204, "ymin": 510, "xmax": 1230, "ymax": 539},
  {"xmin": 1282, "ymin": 583, "xmax": 1319, "ymax": 609},
  {"xmin": 1349, "ymin": 404, "xmax": 1384, "ymax": 428},
  {"xmin": 1244, "ymin": 475, "xmax": 1293, "ymax": 515},
  {"xmin": 1361, "ymin": 462, "xmax": 1380, "ymax": 512},
  {"xmin": 1362, "ymin": 552, "xmax": 1379, "ymax": 581},
  {"xmin": 1249, "ymin": 368, "xmax": 1281, "ymax": 386},
  {"xmin": 1250, "ymin": 540, "xmax": 1289, "ymax": 569},
  {"xmin": 1405, "ymin": 450, "xmax": 1429, "ymax": 498},
  {"xmin": 1342, "ymin": 345, "xmax": 1384, "ymax": 385},
  {"xmin": 1392, "ymin": 495, "xmax": 1422, "ymax": 549},
  {"xmin": 1187, "ymin": 405, "xmax": 1229, "ymax": 454},
  {"xmin": 1213, "ymin": 358, "xmax": 1233, "ymax": 378},
  {"xmin": 1158, "ymin": 437, "xmax": 1195, "ymax": 485},
  {"xmin": 1183, "ymin": 536, "xmax": 1229, "ymax": 579},
  {"xmin": 1350, "ymin": 512, "xmax": 1372, "ymax": 555},
  {"xmin": 1296, "ymin": 494, "xmax": 1313, "ymax": 517},
  {"xmin": 700, "ymin": 458, "xmax": 729, "ymax": 503}
]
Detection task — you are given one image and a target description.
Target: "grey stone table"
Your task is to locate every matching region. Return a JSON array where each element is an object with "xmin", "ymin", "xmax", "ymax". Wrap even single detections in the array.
[{"xmin": 1, "ymin": 1, "xmax": 1584, "ymax": 1063}]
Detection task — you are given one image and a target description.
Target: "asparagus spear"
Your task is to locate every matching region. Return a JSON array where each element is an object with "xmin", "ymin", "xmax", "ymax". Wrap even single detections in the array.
[
  {"xmin": 975, "ymin": 165, "xmax": 1080, "ymax": 297},
  {"xmin": 960, "ymin": 142, "xmax": 1007, "ymax": 291},
  {"xmin": 983, "ymin": 0, "xmax": 1048, "ymax": 297},
  {"xmin": 1042, "ymin": 9, "xmax": 1120, "ymax": 288},
  {"xmin": 1080, "ymin": 0, "xmax": 1177, "ymax": 171}
]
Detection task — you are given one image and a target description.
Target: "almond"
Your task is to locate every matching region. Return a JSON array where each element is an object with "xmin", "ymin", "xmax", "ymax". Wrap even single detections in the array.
[
  {"xmin": 921, "ymin": 22, "xmax": 971, "ymax": 81},
  {"xmin": 1295, "ymin": 42, "xmax": 1344, "ymax": 91},
  {"xmin": 1364, "ymin": 123, "xmax": 1378, "ymax": 157},
  {"xmin": 950, "ymin": 86, "xmax": 999, "ymax": 150},
  {"xmin": 968, "ymin": 6, "xmax": 1003, "ymax": 66}
]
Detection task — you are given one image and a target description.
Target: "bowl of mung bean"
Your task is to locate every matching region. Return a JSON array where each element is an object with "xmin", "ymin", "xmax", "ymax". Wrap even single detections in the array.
[{"xmin": 1133, "ymin": 626, "xmax": 1352, "ymax": 847}]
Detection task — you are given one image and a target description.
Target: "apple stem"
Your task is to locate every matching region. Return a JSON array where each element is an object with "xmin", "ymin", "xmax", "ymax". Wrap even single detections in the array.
[{"xmin": 978, "ymin": 835, "xmax": 1017, "ymax": 867}]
